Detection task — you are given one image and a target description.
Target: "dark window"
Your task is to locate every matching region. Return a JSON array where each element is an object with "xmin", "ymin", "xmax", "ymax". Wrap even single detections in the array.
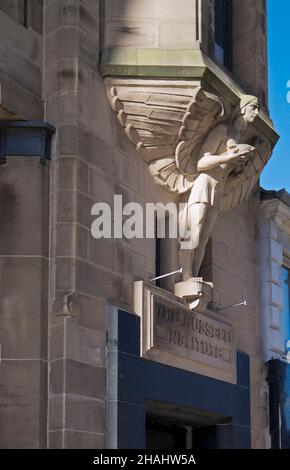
[
  {"xmin": 155, "ymin": 226, "xmax": 162, "ymax": 288},
  {"xmin": 154, "ymin": 214, "xmax": 179, "ymax": 292},
  {"xmin": 146, "ymin": 419, "xmax": 188, "ymax": 450},
  {"xmin": 215, "ymin": 0, "xmax": 233, "ymax": 70},
  {"xmin": 199, "ymin": 238, "xmax": 213, "ymax": 281},
  {"xmin": 146, "ymin": 408, "xmax": 232, "ymax": 450}
]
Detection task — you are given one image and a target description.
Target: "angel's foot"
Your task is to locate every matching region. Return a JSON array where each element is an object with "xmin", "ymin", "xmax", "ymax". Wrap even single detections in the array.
[{"xmin": 174, "ymin": 278, "xmax": 213, "ymax": 311}]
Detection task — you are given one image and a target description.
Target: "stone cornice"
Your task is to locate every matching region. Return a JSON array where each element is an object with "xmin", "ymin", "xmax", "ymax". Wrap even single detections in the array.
[
  {"xmin": 261, "ymin": 199, "xmax": 290, "ymax": 235},
  {"xmin": 100, "ymin": 48, "xmax": 279, "ymax": 146}
]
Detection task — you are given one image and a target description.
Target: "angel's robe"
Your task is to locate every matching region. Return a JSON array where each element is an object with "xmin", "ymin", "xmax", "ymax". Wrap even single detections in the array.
[{"xmin": 187, "ymin": 124, "xmax": 237, "ymax": 210}]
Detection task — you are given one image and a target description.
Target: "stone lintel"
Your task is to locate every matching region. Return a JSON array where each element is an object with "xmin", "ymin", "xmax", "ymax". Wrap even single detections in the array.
[{"xmin": 134, "ymin": 281, "xmax": 236, "ymax": 384}]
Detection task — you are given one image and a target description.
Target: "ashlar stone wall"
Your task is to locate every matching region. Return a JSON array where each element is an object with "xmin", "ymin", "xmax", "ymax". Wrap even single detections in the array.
[
  {"xmin": 45, "ymin": 0, "xmax": 161, "ymax": 448},
  {"xmin": 0, "ymin": 0, "xmax": 274, "ymax": 449}
]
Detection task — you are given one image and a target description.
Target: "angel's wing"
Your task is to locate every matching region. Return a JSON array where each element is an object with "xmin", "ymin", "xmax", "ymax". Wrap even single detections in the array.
[
  {"xmin": 221, "ymin": 139, "xmax": 273, "ymax": 211},
  {"xmin": 109, "ymin": 85, "xmax": 224, "ymax": 194},
  {"xmin": 150, "ymin": 89, "xmax": 225, "ymax": 193}
]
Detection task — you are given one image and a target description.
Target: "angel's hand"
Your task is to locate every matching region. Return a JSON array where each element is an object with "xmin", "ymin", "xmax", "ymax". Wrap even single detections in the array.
[
  {"xmin": 197, "ymin": 145, "xmax": 254, "ymax": 172},
  {"xmin": 223, "ymin": 145, "xmax": 255, "ymax": 162}
]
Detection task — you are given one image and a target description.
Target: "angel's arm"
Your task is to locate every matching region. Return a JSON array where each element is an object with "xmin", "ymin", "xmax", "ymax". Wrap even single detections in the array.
[
  {"xmin": 197, "ymin": 124, "xmax": 231, "ymax": 172},
  {"xmin": 196, "ymin": 123, "xmax": 254, "ymax": 172},
  {"xmin": 197, "ymin": 153, "xmax": 235, "ymax": 172}
]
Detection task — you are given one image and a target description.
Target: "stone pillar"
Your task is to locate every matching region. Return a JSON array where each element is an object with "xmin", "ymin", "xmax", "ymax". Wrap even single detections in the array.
[
  {"xmin": 45, "ymin": 0, "xmax": 153, "ymax": 449},
  {"xmin": 0, "ymin": 121, "xmax": 53, "ymax": 448},
  {"xmin": 232, "ymin": 0, "xmax": 268, "ymax": 110},
  {"xmin": 45, "ymin": 0, "xmax": 107, "ymax": 449}
]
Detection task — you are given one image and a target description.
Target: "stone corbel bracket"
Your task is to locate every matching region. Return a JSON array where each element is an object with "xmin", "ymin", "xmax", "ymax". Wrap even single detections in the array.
[
  {"xmin": 51, "ymin": 291, "xmax": 81, "ymax": 317},
  {"xmin": 107, "ymin": 80, "xmax": 224, "ymax": 186},
  {"xmin": 101, "ymin": 48, "xmax": 279, "ymax": 165}
]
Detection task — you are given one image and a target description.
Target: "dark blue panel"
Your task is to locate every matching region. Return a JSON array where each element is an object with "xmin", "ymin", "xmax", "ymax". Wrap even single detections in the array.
[
  {"xmin": 236, "ymin": 351, "xmax": 250, "ymax": 388},
  {"xmin": 0, "ymin": 121, "xmax": 55, "ymax": 164},
  {"xmin": 268, "ymin": 359, "xmax": 280, "ymax": 448},
  {"xmin": 268, "ymin": 359, "xmax": 290, "ymax": 448},
  {"xmin": 282, "ymin": 362, "xmax": 290, "ymax": 399},
  {"xmin": 232, "ymin": 424, "xmax": 251, "ymax": 449},
  {"xmin": 118, "ymin": 310, "xmax": 140, "ymax": 356},
  {"xmin": 118, "ymin": 353, "xmax": 144, "ymax": 405},
  {"xmin": 193, "ymin": 426, "xmax": 218, "ymax": 449},
  {"xmin": 118, "ymin": 351, "xmax": 250, "ymax": 427},
  {"xmin": 231, "ymin": 387, "xmax": 251, "ymax": 426},
  {"xmin": 107, "ymin": 308, "xmax": 252, "ymax": 449},
  {"xmin": 281, "ymin": 399, "xmax": 290, "ymax": 448},
  {"xmin": 216, "ymin": 424, "xmax": 234, "ymax": 449},
  {"xmin": 281, "ymin": 362, "xmax": 290, "ymax": 448},
  {"xmin": 118, "ymin": 402, "xmax": 146, "ymax": 449},
  {"xmin": 193, "ymin": 424, "xmax": 235, "ymax": 449}
]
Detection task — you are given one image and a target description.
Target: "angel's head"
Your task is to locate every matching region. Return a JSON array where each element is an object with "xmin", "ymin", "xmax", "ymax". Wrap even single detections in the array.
[{"xmin": 236, "ymin": 95, "xmax": 260, "ymax": 125}]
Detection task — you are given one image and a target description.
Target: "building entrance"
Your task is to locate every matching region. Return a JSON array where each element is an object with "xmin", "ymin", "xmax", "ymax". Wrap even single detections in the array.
[{"xmin": 146, "ymin": 401, "xmax": 231, "ymax": 449}]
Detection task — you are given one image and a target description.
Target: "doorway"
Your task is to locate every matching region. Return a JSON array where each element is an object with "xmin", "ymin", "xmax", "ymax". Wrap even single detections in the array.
[{"xmin": 146, "ymin": 401, "xmax": 232, "ymax": 449}]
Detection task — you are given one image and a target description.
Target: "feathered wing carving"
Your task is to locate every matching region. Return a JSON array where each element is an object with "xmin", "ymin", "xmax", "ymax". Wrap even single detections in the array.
[
  {"xmin": 109, "ymin": 86, "xmax": 224, "ymax": 194},
  {"xmin": 149, "ymin": 89, "xmax": 225, "ymax": 194},
  {"xmin": 221, "ymin": 138, "xmax": 273, "ymax": 212},
  {"xmin": 109, "ymin": 84, "xmax": 272, "ymax": 210}
]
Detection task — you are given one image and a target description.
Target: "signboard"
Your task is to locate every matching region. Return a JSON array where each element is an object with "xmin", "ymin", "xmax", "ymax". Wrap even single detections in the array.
[{"xmin": 134, "ymin": 282, "xmax": 236, "ymax": 384}]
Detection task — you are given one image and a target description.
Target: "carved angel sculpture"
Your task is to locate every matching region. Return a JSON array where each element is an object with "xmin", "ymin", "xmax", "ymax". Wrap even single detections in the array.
[
  {"xmin": 177, "ymin": 95, "xmax": 259, "ymax": 280},
  {"xmin": 109, "ymin": 85, "xmax": 272, "ymax": 281}
]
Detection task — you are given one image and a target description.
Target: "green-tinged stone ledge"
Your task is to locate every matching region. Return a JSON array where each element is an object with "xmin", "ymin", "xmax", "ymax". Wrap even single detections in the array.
[{"xmin": 100, "ymin": 47, "xmax": 279, "ymax": 145}]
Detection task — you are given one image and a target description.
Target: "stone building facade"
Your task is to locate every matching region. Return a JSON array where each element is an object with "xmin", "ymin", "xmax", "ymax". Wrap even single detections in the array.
[
  {"xmin": 260, "ymin": 189, "xmax": 290, "ymax": 448},
  {"xmin": 0, "ymin": 0, "xmax": 280, "ymax": 449}
]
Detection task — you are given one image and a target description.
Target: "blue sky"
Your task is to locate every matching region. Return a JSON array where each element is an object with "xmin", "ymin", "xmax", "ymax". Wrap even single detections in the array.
[{"xmin": 261, "ymin": 0, "xmax": 290, "ymax": 191}]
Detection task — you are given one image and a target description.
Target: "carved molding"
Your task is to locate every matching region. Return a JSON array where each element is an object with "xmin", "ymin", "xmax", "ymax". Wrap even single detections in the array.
[
  {"xmin": 51, "ymin": 291, "xmax": 80, "ymax": 317},
  {"xmin": 262, "ymin": 199, "xmax": 290, "ymax": 235}
]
